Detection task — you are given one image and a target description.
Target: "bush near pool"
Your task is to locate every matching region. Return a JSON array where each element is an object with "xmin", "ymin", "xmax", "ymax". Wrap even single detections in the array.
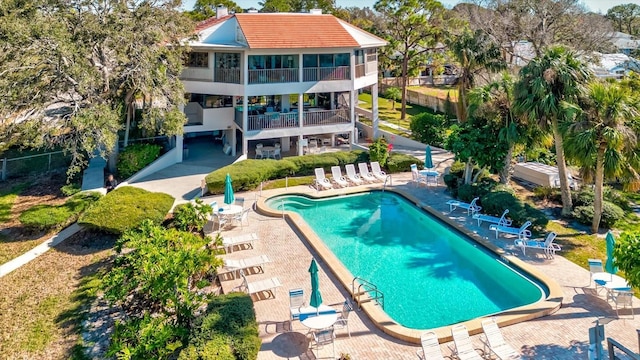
[
  {"xmin": 78, "ymin": 186, "xmax": 174, "ymax": 234},
  {"xmin": 204, "ymin": 151, "xmax": 422, "ymax": 194}
]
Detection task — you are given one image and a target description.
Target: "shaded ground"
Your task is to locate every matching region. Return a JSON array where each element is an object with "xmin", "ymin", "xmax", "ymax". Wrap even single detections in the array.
[
  {"xmin": 0, "ymin": 228, "xmax": 114, "ymax": 359},
  {"xmin": 0, "ymin": 173, "xmax": 69, "ymax": 264}
]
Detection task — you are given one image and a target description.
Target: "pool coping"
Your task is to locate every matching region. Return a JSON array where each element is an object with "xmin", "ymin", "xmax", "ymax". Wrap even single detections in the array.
[{"xmin": 256, "ymin": 185, "xmax": 563, "ymax": 344}]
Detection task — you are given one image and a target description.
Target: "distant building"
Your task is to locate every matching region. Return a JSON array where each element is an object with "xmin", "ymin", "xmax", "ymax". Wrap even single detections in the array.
[
  {"xmin": 589, "ymin": 52, "xmax": 640, "ymax": 78},
  {"xmin": 610, "ymin": 32, "xmax": 640, "ymax": 55}
]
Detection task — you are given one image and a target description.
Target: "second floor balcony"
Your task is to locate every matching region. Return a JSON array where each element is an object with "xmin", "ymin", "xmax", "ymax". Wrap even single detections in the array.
[
  {"xmin": 248, "ymin": 68, "xmax": 299, "ymax": 84},
  {"xmin": 235, "ymin": 108, "xmax": 351, "ymax": 131},
  {"xmin": 303, "ymin": 66, "xmax": 350, "ymax": 82}
]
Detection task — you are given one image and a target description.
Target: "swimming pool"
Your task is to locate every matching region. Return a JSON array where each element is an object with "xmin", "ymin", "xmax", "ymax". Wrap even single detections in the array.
[{"xmin": 266, "ymin": 191, "xmax": 547, "ymax": 329}]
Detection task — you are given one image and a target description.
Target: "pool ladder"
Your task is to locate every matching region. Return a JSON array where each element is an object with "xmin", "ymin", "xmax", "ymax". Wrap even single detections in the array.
[
  {"xmin": 351, "ymin": 277, "xmax": 385, "ymax": 310},
  {"xmin": 382, "ymin": 175, "xmax": 392, "ymax": 192}
]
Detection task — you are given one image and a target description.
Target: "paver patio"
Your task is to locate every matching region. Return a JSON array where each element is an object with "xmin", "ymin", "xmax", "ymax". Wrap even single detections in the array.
[{"xmin": 206, "ymin": 173, "xmax": 640, "ymax": 360}]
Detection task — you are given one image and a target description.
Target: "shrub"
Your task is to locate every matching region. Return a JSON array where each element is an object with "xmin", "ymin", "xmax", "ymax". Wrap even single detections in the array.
[
  {"xmin": 60, "ymin": 183, "xmax": 81, "ymax": 196},
  {"xmin": 613, "ymin": 231, "xmax": 640, "ymax": 289},
  {"xmin": 173, "ymin": 199, "xmax": 213, "ymax": 233},
  {"xmin": 533, "ymin": 186, "xmax": 561, "ymax": 202},
  {"xmin": 117, "ymin": 143, "xmax": 162, "ymax": 179},
  {"xmin": 204, "ymin": 151, "xmax": 367, "ymax": 194},
  {"xmin": 573, "ymin": 188, "xmax": 595, "ymax": 207},
  {"xmin": 385, "ymin": 153, "xmax": 422, "ymax": 173},
  {"xmin": 78, "ymin": 186, "xmax": 174, "ymax": 234},
  {"xmin": 409, "ymin": 112, "xmax": 448, "ymax": 147},
  {"xmin": 368, "ymin": 137, "xmax": 389, "ymax": 167},
  {"xmin": 19, "ymin": 191, "xmax": 102, "ymax": 231},
  {"xmin": 572, "ymin": 201, "xmax": 625, "ymax": 228},
  {"xmin": 481, "ymin": 191, "xmax": 548, "ymax": 232},
  {"xmin": 181, "ymin": 293, "xmax": 260, "ymax": 360},
  {"xmin": 108, "ymin": 314, "xmax": 186, "ymax": 360}
]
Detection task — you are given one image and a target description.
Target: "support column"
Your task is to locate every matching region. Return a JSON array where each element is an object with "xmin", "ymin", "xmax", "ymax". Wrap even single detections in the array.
[
  {"xmin": 372, "ymin": 83, "xmax": 379, "ymax": 139},
  {"xmin": 298, "ymin": 135, "xmax": 304, "ymax": 156},
  {"xmin": 350, "ymin": 89, "xmax": 356, "ymax": 149},
  {"xmin": 231, "ymin": 129, "xmax": 236, "ymax": 156},
  {"xmin": 298, "ymin": 93, "xmax": 304, "ymax": 156},
  {"xmin": 242, "ymin": 95, "xmax": 249, "ymax": 156},
  {"xmin": 175, "ymin": 134, "xmax": 184, "ymax": 163}
]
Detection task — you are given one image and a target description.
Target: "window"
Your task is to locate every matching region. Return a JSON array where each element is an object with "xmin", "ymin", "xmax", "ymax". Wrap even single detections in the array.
[
  {"xmin": 189, "ymin": 94, "xmax": 233, "ymax": 108},
  {"xmin": 248, "ymin": 55, "xmax": 298, "ymax": 69},
  {"xmin": 303, "ymin": 53, "xmax": 350, "ymax": 68},
  {"xmin": 215, "ymin": 53, "xmax": 240, "ymax": 69},
  {"xmin": 186, "ymin": 52, "xmax": 209, "ymax": 68}
]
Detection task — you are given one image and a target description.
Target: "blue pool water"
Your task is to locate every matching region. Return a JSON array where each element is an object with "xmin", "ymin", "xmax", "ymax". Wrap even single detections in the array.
[{"xmin": 266, "ymin": 191, "xmax": 546, "ymax": 329}]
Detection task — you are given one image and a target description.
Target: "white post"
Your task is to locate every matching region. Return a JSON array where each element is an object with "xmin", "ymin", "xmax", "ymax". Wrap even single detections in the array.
[
  {"xmin": 242, "ymin": 94, "xmax": 249, "ymax": 156},
  {"xmin": 350, "ymin": 89, "xmax": 356, "ymax": 149},
  {"xmin": 372, "ymin": 83, "xmax": 379, "ymax": 139}
]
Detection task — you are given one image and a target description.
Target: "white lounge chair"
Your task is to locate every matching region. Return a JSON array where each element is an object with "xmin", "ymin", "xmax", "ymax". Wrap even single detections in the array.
[
  {"xmin": 416, "ymin": 331, "xmax": 445, "ymax": 360},
  {"xmin": 345, "ymin": 164, "xmax": 364, "ymax": 185},
  {"xmin": 589, "ymin": 259, "xmax": 605, "ymax": 291},
  {"xmin": 238, "ymin": 270, "xmax": 282, "ymax": 299},
  {"xmin": 314, "ymin": 168, "xmax": 333, "ymax": 190},
  {"xmin": 514, "ymin": 232, "xmax": 560, "ymax": 258},
  {"xmin": 221, "ymin": 254, "xmax": 270, "ymax": 278},
  {"xmin": 490, "ymin": 221, "xmax": 532, "ymax": 240},
  {"xmin": 222, "ymin": 232, "xmax": 258, "ymax": 253},
  {"xmin": 446, "ymin": 197, "xmax": 482, "ymax": 216},
  {"xmin": 370, "ymin": 161, "xmax": 387, "ymax": 181},
  {"xmin": 358, "ymin": 162, "xmax": 378, "ymax": 182},
  {"xmin": 331, "ymin": 166, "xmax": 349, "ymax": 187},
  {"xmin": 481, "ymin": 318, "xmax": 521, "ymax": 360},
  {"xmin": 450, "ymin": 324, "xmax": 484, "ymax": 360},
  {"xmin": 473, "ymin": 209, "xmax": 512, "ymax": 227}
]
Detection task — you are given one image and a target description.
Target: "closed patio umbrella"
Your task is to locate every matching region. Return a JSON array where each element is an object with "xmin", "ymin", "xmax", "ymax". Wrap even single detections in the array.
[
  {"xmin": 605, "ymin": 231, "xmax": 617, "ymax": 275},
  {"xmin": 224, "ymin": 173, "xmax": 235, "ymax": 205},
  {"xmin": 425, "ymin": 146, "xmax": 434, "ymax": 169},
  {"xmin": 309, "ymin": 259, "xmax": 323, "ymax": 314}
]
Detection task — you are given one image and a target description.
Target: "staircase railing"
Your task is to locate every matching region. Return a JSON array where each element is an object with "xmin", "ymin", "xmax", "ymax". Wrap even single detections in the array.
[{"xmin": 351, "ymin": 277, "xmax": 384, "ymax": 310}]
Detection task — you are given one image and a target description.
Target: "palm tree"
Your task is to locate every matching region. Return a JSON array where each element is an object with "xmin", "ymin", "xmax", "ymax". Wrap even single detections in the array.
[
  {"xmin": 564, "ymin": 82, "xmax": 639, "ymax": 233},
  {"xmin": 449, "ymin": 29, "xmax": 506, "ymax": 122},
  {"xmin": 514, "ymin": 46, "xmax": 592, "ymax": 216},
  {"xmin": 468, "ymin": 73, "xmax": 532, "ymax": 184}
]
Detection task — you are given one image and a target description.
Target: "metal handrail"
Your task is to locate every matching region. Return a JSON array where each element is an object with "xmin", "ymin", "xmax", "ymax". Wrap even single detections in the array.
[
  {"xmin": 607, "ymin": 337, "xmax": 640, "ymax": 360},
  {"xmin": 351, "ymin": 277, "xmax": 384, "ymax": 310}
]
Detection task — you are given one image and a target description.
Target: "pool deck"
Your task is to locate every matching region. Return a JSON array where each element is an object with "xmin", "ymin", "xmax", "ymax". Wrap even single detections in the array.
[{"xmin": 207, "ymin": 173, "xmax": 640, "ymax": 359}]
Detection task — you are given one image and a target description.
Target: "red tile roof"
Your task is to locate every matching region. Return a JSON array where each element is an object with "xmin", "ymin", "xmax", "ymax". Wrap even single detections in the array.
[{"xmin": 235, "ymin": 13, "xmax": 360, "ymax": 49}]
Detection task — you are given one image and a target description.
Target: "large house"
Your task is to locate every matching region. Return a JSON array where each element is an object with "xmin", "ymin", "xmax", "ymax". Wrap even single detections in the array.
[{"xmin": 179, "ymin": 7, "xmax": 386, "ymax": 159}]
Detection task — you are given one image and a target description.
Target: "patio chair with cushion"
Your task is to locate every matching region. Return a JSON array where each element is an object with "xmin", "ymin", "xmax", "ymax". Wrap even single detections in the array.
[
  {"xmin": 446, "ymin": 197, "xmax": 482, "ymax": 216},
  {"xmin": 513, "ymin": 232, "xmax": 560, "ymax": 258},
  {"xmin": 288, "ymin": 288, "xmax": 306, "ymax": 324},
  {"xmin": 481, "ymin": 317, "xmax": 521, "ymax": 359},
  {"xmin": 449, "ymin": 324, "xmax": 484, "ymax": 360},
  {"xmin": 235, "ymin": 197, "xmax": 245, "ymax": 208},
  {"xmin": 473, "ymin": 209, "xmax": 512, "ymax": 227},
  {"xmin": 588, "ymin": 259, "xmax": 604, "ymax": 285},
  {"xmin": 331, "ymin": 166, "xmax": 350, "ymax": 188},
  {"xmin": 410, "ymin": 163, "xmax": 428, "ymax": 187},
  {"xmin": 416, "ymin": 331, "xmax": 445, "ymax": 360},
  {"xmin": 358, "ymin": 162, "xmax": 378, "ymax": 182},
  {"xmin": 370, "ymin": 161, "xmax": 387, "ymax": 181},
  {"xmin": 345, "ymin": 164, "xmax": 364, "ymax": 185},
  {"xmin": 314, "ymin": 168, "xmax": 333, "ymax": 190},
  {"xmin": 489, "ymin": 221, "xmax": 532, "ymax": 240}
]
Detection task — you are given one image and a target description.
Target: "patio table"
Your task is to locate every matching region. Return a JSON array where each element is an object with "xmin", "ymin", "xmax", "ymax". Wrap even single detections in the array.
[
  {"xmin": 261, "ymin": 146, "xmax": 275, "ymax": 159},
  {"xmin": 301, "ymin": 313, "xmax": 338, "ymax": 331}
]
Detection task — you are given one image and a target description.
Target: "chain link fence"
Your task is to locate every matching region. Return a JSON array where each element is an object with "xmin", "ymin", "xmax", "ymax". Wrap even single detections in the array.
[{"xmin": 0, "ymin": 151, "xmax": 72, "ymax": 181}]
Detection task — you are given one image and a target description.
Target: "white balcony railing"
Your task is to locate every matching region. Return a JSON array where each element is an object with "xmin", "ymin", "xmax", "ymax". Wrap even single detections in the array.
[
  {"xmin": 248, "ymin": 68, "xmax": 299, "ymax": 84},
  {"xmin": 214, "ymin": 68, "xmax": 241, "ymax": 84},
  {"xmin": 303, "ymin": 66, "xmax": 351, "ymax": 81},
  {"xmin": 303, "ymin": 109, "xmax": 350, "ymax": 127},
  {"xmin": 247, "ymin": 112, "xmax": 299, "ymax": 131}
]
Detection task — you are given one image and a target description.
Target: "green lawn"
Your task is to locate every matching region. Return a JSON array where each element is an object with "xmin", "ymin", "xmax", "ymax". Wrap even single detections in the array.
[
  {"xmin": 407, "ymin": 85, "xmax": 459, "ymax": 101},
  {"xmin": 261, "ymin": 176, "xmax": 315, "ymax": 190},
  {"xmin": 358, "ymin": 93, "xmax": 438, "ymax": 132}
]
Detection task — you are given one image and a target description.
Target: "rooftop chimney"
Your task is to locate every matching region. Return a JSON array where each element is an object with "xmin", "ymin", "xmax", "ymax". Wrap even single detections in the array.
[
  {"xmin": 216, "ymin": 5, "xmax": 228, "ymax": 19},
  {"xmin": 309, "ymin": 9, "xmax": 322, "ymax": 15}
]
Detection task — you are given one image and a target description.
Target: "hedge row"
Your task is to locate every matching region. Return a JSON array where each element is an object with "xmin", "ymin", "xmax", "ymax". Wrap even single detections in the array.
[
  {"xmin": 78, "ymin": 186, "xmax": 174, "ymax": 234},
  {"xmin": 117, "ymin": 143, "xmax": 162, "ymax": 179},
  {"xmin": 204, "ymin": 151, "xmax": 422, "ymax": 194},
  {"xmin": 179, "ymin": 293, "xmax": 260, "ymax": 360},
  {"xmin": 19, "ymin": 192, "xmax": 102, "ymax": 231}
]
